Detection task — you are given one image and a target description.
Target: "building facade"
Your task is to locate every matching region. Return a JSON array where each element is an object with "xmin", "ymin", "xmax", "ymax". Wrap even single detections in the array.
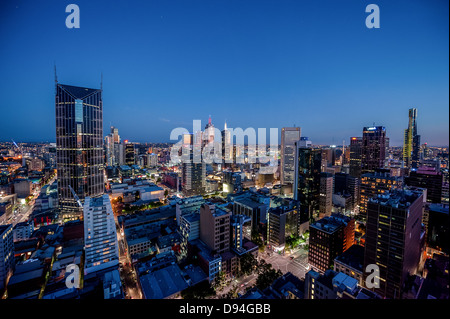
[{"xmin": 55, "ymin": 83, "xmax": 104, "ymax": 220}]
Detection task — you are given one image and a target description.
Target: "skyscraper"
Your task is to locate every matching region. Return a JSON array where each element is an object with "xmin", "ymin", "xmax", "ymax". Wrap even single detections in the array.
[
  {"xmin": 0, "ymin": 224, "xmax": 14, "ymax": 291},
  {"xmin": 181, "ymin": 134, "xmax": 206, "ymax": 196},
  {"xmin": 281, "ymin": 127, "xmax": 301, "ymax": 187},
  {"xmin": 55, "ymin": 83, "xmax": 104, "ymax": 220},
  {"xmin": 361, "ymin": 126, "xmax": 386, "ymax": 174},
  {"xmin": 403, "ymin": 108, "xmax": 421, "ymax": 169},
  {"xmin": 349, "ymin": 137, "xmax": 362, "ymax": 178},
  {"xmin": 319, "ymin": 172, "xmax": 334, "ymax": 218},
  {"xmin": 84, "ymin": 195, "xmax": 119, "ymax": 276},
  {"xmin": 363, "ymin": 188, "xmax": 425, "ymax": 299},
  {"xmin": 221, "ymin": 121, "xmax": 232, "ymax": 165},
  {"xmin": 294, "ymin": 143, "xmax": 322, "ymax": 221},
  {"xmin": 359, "ymin": 169, "xmax": 403, "ymax": 220},
  {"xmin": 105, "ymin": 126, "xmax": 123, "ymax": 166},
  {"xmin": 124, "ymin": 141, "xmax": 135, "ymax": 166}
]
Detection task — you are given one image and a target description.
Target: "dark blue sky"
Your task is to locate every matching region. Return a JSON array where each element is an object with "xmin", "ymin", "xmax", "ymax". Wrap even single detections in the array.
[{"xmin": 0, "ymin": 0, "xmax": 448, "ymax": 146}]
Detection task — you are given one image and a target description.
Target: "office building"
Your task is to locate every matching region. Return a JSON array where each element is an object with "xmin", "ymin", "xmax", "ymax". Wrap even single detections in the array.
[
  {"xmin": 308, "ymin": 213, "xmax": 355, "ymax": 273},
  {"xmin": 125, "ymin": 142, "xmax": 135, "ymax": 166},
  {"xmin": 230, "ymin": 214, "xmax": 252, "ymax": 253},
  {"xmin": 334, "ymin": 244, "xmax": 365, "ymax": 285},
  {"xmin": 175, "ymin": 195, "xmax": 205, "ymax": 226},
  {"xmin": 231, "ymin": 192, "xmax": 270, "ymax": 235},
  {"xmin": 363, "ymin": 188, "xmax": 425, "ymax": 299},
  {"xmin": 406, "ymin": 166, "xmax": 443, "ymax": 204},
  {"xmin": 280, "ymin": 127, "xmax": 301, "ymax": 187},
  {"xmin": 361, "ymin": 126, "xmax": 386, "ymax": 174},
  {"xmin": 0, "ymin": 224, "xmax": 14, "ymax": 290},
  {"xmin": 304, "ymin": 269, "xmax": 381, "ymax": 299},
  {"xmin": 349, "ymin": 137, "xmax": 363, "ymax": 178},
  {"xmin": 267, "ymin": 202, "xmax": 300, "ymax": 252},
  {"xmin": 424, "ymin": 203, "xmax": 449, "ymax": 256},
  {"xmin": 359, "ymin": 169, "xmax": 403, "ymax": 220},
  {"xmin": 319, "ymin": 172, "xmax": 334, "ymax": 218},
  {"xmin": 55, "ymin": 83, "xmax": 104, "ymax": 220},
  {"xmin": 294, "ymin": 144, "xmax": 322, "ymax": 220},
  {"xmin": 223, "ymin": 171, "xmax": 242, "ymax": 194},
  {"xmin": 83, "ymin": 195, "xmax": 119, "ymax": 275},
  {"xmin": 199, "ymin": 203, "xmax": 231, "ymax": 254},
  {"xmin": 181, "ymin": 134, "xmax": 206, "ymax": 196},
  {"xmin": 334, "ymin": 173, "xmax": 359, "ymax": 212}
]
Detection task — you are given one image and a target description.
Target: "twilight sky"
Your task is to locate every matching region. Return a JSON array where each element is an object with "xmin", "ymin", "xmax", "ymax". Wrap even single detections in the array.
[{"xmin": 0, "ymin": 0, "xmax": 448, "ymax": 146}]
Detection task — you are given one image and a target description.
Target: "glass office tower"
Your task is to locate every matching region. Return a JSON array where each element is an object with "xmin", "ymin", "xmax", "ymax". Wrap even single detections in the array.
[
  {"xmin": 55, "ymin": 83, "xmax": 104, "ymax": 220},
  {"xmin": 281, "ymin": 127, "xmax": 301, "ymax": 187}
]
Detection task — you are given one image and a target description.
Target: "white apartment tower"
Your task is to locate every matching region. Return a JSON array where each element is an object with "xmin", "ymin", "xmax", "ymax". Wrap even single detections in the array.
[{"xmin": 83, "ymin": 195, "xmax": 119, "ymax": 275}]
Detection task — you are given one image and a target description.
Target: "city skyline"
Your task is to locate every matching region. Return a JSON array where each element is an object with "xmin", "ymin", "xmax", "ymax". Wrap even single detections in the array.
[{"xmin": 0, "ymin": 0, "xmax": 448, "ymax": 146}]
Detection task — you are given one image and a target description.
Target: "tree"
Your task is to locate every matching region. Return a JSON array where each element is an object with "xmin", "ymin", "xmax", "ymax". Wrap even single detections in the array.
[
  {"xmin": 239, "ymin": 253, "xmax": 258, "ymax": 276},
  {"xmin": 220, "ymin": 284, "xmax": 240, "ymax": 299},
  {"xmin": 213, "ymin": 271, "xmax": 227, "ymax": 292},
  {"xmin": 255, "ymin": 260, "xmax": 283, "ymax": 290},
  {"xmin": 181, "ymin": 280, "xmax": 216, "ymax": 299}
]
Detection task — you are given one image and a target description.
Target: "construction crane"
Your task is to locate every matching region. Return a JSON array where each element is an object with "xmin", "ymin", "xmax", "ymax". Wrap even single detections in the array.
[{"xmin": 68, "ymin": 185, "xmax": 83, "ymax": 208}]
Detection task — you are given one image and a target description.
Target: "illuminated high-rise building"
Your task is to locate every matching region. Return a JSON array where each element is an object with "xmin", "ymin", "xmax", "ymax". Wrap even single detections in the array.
[
  {"xmin": 349, "ymin": 137, "xmax": 362, "ymax": 178},
  {"xmin": 359, "ymin": 169, "xmax": 403, "ymax": 220},
  {"xmin": 281, "ymin": 127, "xmax": 301, "ymax": 187},
  {"xmin": 363, "ymin": 188, "xmax": 425, "ymax": 299},
  {"xmin": 402, "ymin": 108, "xmax": 421, "ymax": 170},
  {"xmin": 83, "ymin": 195, "xmax": 119, "ymax": 275},
  {"xmin": 55, "ymin": 82, "xmax": 104, "ymax": 220},
  {"xmin": 294, "ymin": 143, "xmax": 322, "ymax": 220},
  {"xmin": 124, "ymin": 141, "xmax": 135, "ymax": 166},
  {"xmin": 361, "ymin": 126, "xmax": 386, "ymax": 174},
  {"xmin": 181, "ymin": 134, "xmax": 206, "ymax": 196}
]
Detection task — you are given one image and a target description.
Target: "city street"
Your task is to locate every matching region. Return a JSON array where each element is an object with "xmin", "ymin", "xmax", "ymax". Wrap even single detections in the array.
[
  {"xmin": 262, "ymin": 247, "xmax": 310, "ymax": 280},
  {"xmin": 218, "ymin": 246, "xmax": 310, "ymax": 298},
  {"xmin": 1, "ymin": 174, "xmax": 57, "ymax": 227}
]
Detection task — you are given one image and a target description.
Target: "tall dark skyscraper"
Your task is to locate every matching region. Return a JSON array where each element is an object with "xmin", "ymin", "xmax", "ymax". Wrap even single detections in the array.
[
  {"xmin": 294, "ymin": 144, "xmax": 322, "ymax": 221},
  {"xmin": 361, "ymin": 126, "xmax": 386, "ymax": 174},
  {"xmin": 349, "ymin": 137, "xmax": 362, "ymax": 178},
  {"xmin": 281, "ymin": 127, "xmax": 301, "ymax": 187},
  {"xmin": 55, "ymin": 82, "xmax": 104, "ymax": 220},
  {"xmin": 125, "ymin": 141, "xmax": 136, "ymax": 166},
  {"xmin": 181, "ymin": 133, "xmax": 205, "ymax": 196}
]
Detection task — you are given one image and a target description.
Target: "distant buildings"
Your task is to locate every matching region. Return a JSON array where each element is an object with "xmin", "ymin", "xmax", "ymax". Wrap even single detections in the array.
[
  {"xmin": 349, "ymin": 137, "xmax": 363, "ymax": 178},
  {"xmin": 55, "ymin": 83, "xmax": 104, "ymax": 220},
  {"xmin": 403, "ymin": 108, "xmax": 421, "ymax": 169},
  {"xmin": 319, "ymin": 172, "xmax": 334, "ymax": 218},
  {"xmin": 361, "ymin": 126, "xmax": 386, "ymax": 174},
  {"xmin": 280, "ymin": 127, "xmax": 301, "ymax": 188},
  {"xmin": 125, "ymin": 142, "xmax": 136, "ymax": 166}
]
